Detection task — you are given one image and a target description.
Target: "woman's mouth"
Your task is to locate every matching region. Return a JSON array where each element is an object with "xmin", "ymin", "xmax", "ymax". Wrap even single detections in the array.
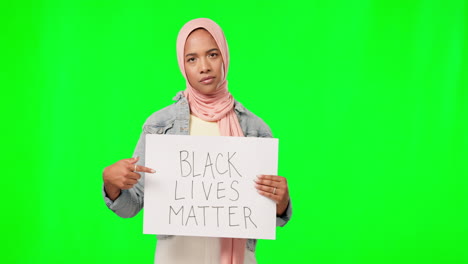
[{"xmin": 199, "ymin": 76, "xmax": 215, "ymax": 85}]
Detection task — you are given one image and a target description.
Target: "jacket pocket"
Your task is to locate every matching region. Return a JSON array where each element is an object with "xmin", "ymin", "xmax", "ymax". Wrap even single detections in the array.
[
  {"xmin": 144, "ymin": 122, "xmax": 174, "ymax": 135},
  {"xmin": 244, "ymin": 130, "xmax": 258, "ymax": 137}
]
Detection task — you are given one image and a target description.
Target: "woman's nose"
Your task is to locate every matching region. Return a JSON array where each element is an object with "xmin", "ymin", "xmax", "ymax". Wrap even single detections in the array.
[{"xmin": 199, "ymin": 58, "xmax": 211, "ymax": 73}]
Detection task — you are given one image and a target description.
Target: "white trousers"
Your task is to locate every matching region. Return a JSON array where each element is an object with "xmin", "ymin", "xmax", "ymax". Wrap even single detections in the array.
[{"xmin": 154, "ymin": 236, "xmax": 257, "ymax": 264}]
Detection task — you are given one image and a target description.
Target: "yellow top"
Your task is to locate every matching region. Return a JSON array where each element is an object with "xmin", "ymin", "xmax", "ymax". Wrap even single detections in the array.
[{"xmin": 189, "ymin": 114, "xmax": 220, "ymax": 136}]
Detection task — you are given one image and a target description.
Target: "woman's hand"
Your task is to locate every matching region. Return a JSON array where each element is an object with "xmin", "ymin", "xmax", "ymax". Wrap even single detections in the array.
[
  {"xmin": 102, "ymin": 157, "xmax": 155, "ymax": 201},
  {"xmin": 255, "ymin": 175, "xmax": 290, "ymax": 216}
]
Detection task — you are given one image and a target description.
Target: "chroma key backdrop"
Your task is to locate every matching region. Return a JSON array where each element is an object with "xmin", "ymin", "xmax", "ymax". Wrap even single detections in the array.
[{"xmin": 2, "ymin": 0, "xmax": 467, "ymax": 263}]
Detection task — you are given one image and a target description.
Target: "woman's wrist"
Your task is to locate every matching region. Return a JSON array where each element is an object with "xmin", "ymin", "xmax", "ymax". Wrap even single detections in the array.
[
  {"xmin": 104, "ymin": 184, "xmax": 121, "ymax": 201},
  {"xmin": 276, "ymin": 199, "xmax": 290, "ymax": 216}
]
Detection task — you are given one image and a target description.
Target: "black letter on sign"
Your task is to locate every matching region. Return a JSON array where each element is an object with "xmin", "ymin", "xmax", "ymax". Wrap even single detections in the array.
[
  {"xmin": 191, "ymin": 180, "xmax": 194, "ymax": 199},
  {"xmin": 185, "ymin": 205, "xmax": 198, "ymax": 226},
  {"xmin": 215, "ymin": 153, "xmax": 228, "ymax": 175},
  {"xmin": 229, "ymin": 206, "xmax": 240, "ymax": 227},
  {"xmin": 229, "ymin": 180, "xmax": 240, "ymax": 201},
  {"xmin": 169, "ymin": 205, "xmax": 184, "ymax": 225},
  {"xmin": 243, "ymin": 207, "xmax": 257, "ymax": 229},
  {"xmin": 202, "ymin": 182, "xmax": 213, "ymax": 200},
  {"xmin": 212, "ymin": 206, "xmax": 224, "ymax": 227},
  {"xmin": 193, "ymin": 151, "xmax": 201, "ymax": 177},
  {"xmin": 174, "ymin": 180, "xmax": 185, "ymax": 200},
  {"xmin": 198, "ymin": 206, "xmax": 209, "ymax": 226},
  {"xmin": 217, "ymin": 181, "xmax": 226, "ymax": 199},
  {"xmin": 179, "ymin": 150, "xmax": 191, "ymax": 177},
  {"xmin": 228, "ymin": 152, "xmax": 242, "ymax": 178},
  {"xmin": 203, "ymin": 152, "xmax": 215, "ymax": 179}
]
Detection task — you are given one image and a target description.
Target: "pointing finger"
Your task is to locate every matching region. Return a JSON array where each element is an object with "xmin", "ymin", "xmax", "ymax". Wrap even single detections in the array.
[
  {"xmin": 136, "ymin": 165, "xmax": 156, "ymax": 174},
  {"xmin": 127, "ymin": 163, "xmax": 155, "ymax": 174}
]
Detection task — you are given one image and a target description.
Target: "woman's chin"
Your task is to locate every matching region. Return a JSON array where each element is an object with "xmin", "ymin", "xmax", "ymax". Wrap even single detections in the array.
[{"xmin": 195, "ymin": 86, "xmax": 218, "ymax": 95}]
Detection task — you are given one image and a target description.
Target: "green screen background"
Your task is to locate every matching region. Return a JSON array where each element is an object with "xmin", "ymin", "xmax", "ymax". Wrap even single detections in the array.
[{"xmin": 2, "ymin": 0, "xmax": 467, "ymax": 263}]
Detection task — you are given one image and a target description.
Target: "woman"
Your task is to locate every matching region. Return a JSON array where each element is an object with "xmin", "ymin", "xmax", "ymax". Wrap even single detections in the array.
[{"xmin": 103, "ymin": 18, "xmax": 292, "ymax": 264}]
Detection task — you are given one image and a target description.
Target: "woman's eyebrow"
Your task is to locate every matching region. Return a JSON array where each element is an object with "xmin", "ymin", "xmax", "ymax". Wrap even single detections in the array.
[{"xmin": 185, "ymin": 48, "xmax": 220, "ymax": 57}]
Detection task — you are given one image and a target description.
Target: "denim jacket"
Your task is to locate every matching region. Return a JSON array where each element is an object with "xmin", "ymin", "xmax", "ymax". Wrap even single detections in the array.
[{"xmin": 103, "ymin": 91, "xmax": 292, "ymax": 251}]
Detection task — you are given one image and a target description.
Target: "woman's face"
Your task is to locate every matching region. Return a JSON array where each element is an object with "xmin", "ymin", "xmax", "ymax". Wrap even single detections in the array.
[{"xmin": 184, "ymin": 29, "xmax": 224, "ymax": 95}]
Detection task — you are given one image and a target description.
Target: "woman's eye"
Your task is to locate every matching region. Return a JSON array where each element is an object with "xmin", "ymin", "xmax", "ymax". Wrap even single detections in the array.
[
  {"xmin": 209, "ymin": 53, "xmax": 218, "ymax": 58},
  {"xmin": 187, "ymin": 57, "xmax": 195, "ymax": 62}
]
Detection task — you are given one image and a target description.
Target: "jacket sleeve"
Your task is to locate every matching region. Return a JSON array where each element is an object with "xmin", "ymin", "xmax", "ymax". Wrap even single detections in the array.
[
  {"xmin": 102, "ymin": 99, "xmax": 182, "ymax": 218},
  {"xmin": 102, "ymin": 132, "xmax": 146, "ymax": 218},
  {"xmin": 276, "ymin": 200, "xmax": 292, "ymax": 227},
  {"xmin": 271, "ymin": 128, "xmax": 292, "ymax": 227},
  {"xmin": 257, "ymin": 118, "xmax": 293, "ymax": 227}
]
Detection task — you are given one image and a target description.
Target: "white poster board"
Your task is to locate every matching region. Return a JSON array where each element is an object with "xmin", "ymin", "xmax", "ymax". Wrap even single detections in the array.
[{"xmin": 144, "ymin": 135, "xmax": 278, "ymax": 240}]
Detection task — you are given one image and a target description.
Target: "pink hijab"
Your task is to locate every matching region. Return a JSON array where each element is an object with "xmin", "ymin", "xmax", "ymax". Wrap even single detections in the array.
[
  {"xmin": 176, "ymin": 18, "xmax": 246, "ymax": 264},
  {"xmin": 176, "ymin": 18, "xmax": 244, "ymax": 137}
]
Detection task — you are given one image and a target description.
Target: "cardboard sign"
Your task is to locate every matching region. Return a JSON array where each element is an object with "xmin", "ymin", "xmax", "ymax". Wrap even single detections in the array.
[{"xmin": 143, "ymin": 135, "xmax": 278, "ymax": 240}]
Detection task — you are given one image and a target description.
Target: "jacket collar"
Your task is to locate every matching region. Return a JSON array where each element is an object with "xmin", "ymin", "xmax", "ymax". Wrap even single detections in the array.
[{"xmin": 172, "ymin": 91, "xmax": 246, "ymax": 114}]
